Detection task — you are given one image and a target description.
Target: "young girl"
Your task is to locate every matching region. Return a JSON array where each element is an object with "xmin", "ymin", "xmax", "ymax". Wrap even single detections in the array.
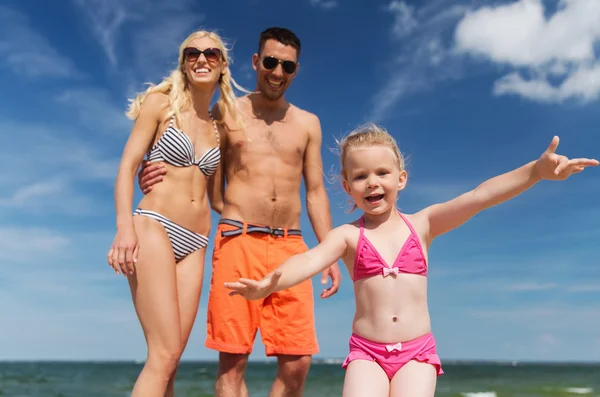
[{"xmin": 224, "ymin": 124, "xmax": 598, "ymax": 397}]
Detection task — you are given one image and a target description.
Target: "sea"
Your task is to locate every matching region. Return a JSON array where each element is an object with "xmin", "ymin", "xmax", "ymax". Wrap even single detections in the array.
[{"xmin": 1, "ymin": 360, "xmax": 599, "ymax": 397}]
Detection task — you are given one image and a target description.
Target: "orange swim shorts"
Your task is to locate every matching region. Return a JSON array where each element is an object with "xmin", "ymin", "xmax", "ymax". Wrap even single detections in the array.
[{"xmin": 205, "ymin": 219, "xmax": 319, "ymax": 356}]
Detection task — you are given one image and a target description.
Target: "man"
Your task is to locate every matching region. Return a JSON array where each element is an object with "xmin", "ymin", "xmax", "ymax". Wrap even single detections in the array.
[{"xmin": 139, "ymin": 27, "xmax": 341, "ymax": 397}]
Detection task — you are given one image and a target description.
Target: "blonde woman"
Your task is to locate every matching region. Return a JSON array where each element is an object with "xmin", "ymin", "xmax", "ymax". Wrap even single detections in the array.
[{"xmin": 107, "ymin": 30, "xmax": 240, "ymax": 397}]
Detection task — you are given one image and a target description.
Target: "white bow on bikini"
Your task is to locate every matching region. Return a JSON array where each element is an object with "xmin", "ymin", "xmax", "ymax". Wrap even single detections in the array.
[
  {"xmin": 386, "ymin": 342, "xmax": 403, "ymax": 352},
  {"xmin": 383, "ymin": 267, "xmax": 400, "ymax": 277}
]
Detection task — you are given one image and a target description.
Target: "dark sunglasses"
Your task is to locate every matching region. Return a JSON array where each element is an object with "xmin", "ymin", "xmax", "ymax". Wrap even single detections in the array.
[
  {"xmin": 183, "ymin": 47, "xmax": 222, "ymax": 63},
  {"xmin": 262, "ymin": 56, "xmax": 297, "ymax": 74}
]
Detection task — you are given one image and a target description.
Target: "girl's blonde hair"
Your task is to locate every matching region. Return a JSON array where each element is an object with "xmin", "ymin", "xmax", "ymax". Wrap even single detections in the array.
[
  {"xmin": 339, "ymin": 123, "xmax": 405, "ymax": 180},
  {"xmin": 125, "ymin": 29, "xmax": 245, "ymax": 127},
  {"xmin": 337, "ymin": 123, "xmax": 406, "ymax": 212}
]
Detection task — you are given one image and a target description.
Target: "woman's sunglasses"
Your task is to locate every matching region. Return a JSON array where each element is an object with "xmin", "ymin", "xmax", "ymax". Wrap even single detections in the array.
[
  {"xmin": 183, "ymin": 47, "xmax": 222, "ymax": 64},
  {"xmin": 262, "ymin": 56, "xmax": 297, "ymax": 74}
]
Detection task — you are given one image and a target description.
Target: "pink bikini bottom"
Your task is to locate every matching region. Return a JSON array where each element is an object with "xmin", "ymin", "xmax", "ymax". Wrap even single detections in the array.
[{"xmin": 342, "ymin": 332, "xmax": 444, "ymax": 379}]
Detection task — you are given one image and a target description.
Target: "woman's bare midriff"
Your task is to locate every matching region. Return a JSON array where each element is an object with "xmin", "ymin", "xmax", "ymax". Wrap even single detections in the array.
[
  {"xmin": 137, "ymin": 163, "xmax": 212, "ymax": 235},
  {"xmin": 351, "ymin": 274, "xmax": 431, "ymax": 343}
]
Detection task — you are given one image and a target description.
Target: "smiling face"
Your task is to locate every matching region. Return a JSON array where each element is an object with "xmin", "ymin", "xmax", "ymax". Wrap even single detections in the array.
[
  {"xmin": 181, "ymin": 36, "xmax": 226, "ymax": 90},
  {"xmin": 342, "ymin": 145, "xmax": 407, "ymax": 215},
  {"xmin": 252, "ymin": 39, "xmax": 298, "ymax": 101}
]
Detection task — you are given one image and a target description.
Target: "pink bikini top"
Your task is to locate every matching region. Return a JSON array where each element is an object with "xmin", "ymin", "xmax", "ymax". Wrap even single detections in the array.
[{"xmin": 353, "ymin": 212, "xmax": 428, "ymax": 282}]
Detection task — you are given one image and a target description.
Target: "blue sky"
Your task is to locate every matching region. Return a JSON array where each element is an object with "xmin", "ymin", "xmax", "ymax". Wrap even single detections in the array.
[{"xmin": 1, "ymin": 0, "xmax": 599, "ymax": 363}]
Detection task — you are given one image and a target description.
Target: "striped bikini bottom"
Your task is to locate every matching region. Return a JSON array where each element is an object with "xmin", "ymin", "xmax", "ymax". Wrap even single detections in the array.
[{"xmin": 133, "ymin": 208, "xmax": 209, "ymax": 262}]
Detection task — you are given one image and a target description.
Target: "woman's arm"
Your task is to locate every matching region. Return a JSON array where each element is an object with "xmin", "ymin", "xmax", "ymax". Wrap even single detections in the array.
[{"xmin": 109, "ymin": 93, "xmax": 166, "ymax": 274}]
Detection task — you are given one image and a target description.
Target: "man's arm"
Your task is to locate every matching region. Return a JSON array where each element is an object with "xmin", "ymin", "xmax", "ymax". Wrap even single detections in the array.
[
  {"xmin": 303, "ymin": 114, "xmax": 332, "ymax": 242},
  {"xmin": 303, "ymin": 113, "xmax": 341, "ymax": 298},
  {"xmin": 207, "ymin": 104, "xmax": 229, "ymax": 214},
  {"xmin": 207, "ymin": 159, "xmax": 225, "ymax": 214}
]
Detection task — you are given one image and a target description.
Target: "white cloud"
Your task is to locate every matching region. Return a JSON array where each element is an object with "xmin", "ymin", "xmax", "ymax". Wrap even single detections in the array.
[
  {"xmin": 71, "ymin": 0, "xmax": 203, "ymax": 78},
  {"xmin": 493, "ymin": 65, "xmax": 600, "ymax": 103},
  {"xmin": 454, "ymin": 0, "xmax": 600, "ymax": 103},
  {"xmin": 309, "ymin": 0, "xmax": 339, "ymax": 10},
  {"xmin": 0, "ymin": 6, "xmax": 81, "ymax": 78},
  {"xmin": 539, "ymin": 333, "xmax": 559, "ymax": 346},
  {"xmin": 70, "ymin": 0, "xmax": 208, "ymax": 101},
  {"xmin": 6, "ymin": 179, "xmax": 67, "ymax": 203},
  {"xmin": 504, "ymin": 282, "xmax": 557, "ymax": 292},
  {"xmin": 0, "ymin": 114, "xmax": 121, "ymax": 215},
  {"xmin": 370, "ymin": 0, "xmax": 600, "ymax": 119},
  {"xmin": 0, "ymin": 119, "xmax": 120, "ymax": 182},
  {"xmin": 471, "ymin": 304, "xmax": 600, "ymax": 324},
  {"xmin": 55, "ymin": 88, "xmax": 133, "ymax": 135},
  {"xmin": 0, "ymin": 227, "xmax": 71, "ymax": 263},
  {"xmin": 455, "ymin": 0, "xmax": 600, "ymax": 66},
  {"xmin": 567, "ymin": 284, "xmax": 600, "ymax": 293},
  {"xmin": 0, "ymin": 177, "xmax": 97, "ymax": 215},
  {"xmin": 130, "ymin": 13, "xmax": 206, "ymax": 82},
  {"xmin": 387, "ymin": 1, "xmax": 419, "ymax": 38},
  {"xmin": 70, "ymin": 0, "xmax": 129, "ymax": 67},
  {"xmin": 368, "ymin": 0, "xmax": 471, "ymax": 122}
]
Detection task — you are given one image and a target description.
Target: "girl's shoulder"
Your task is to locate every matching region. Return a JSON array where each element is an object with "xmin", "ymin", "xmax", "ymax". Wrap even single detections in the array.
[
  {"xmin": 400, "ymin": 210, "xmax": 431, "ymax": 248},
  {"xmin": 329, "ymin": 222, "xmax": 361, "ymax": 244}
]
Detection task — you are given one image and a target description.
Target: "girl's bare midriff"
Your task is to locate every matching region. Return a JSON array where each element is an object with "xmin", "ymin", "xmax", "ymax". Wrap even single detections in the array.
[
  {"xmin": 351, "ymin": 275, "xmax": 431, "ymax": 343},
  {"xmin": 341, "ymin": 225, "xmax": 432, "ymax": 344},
  {"xmin": 137, "ymin": 163, "xmax": 212, "ymax": 236}
]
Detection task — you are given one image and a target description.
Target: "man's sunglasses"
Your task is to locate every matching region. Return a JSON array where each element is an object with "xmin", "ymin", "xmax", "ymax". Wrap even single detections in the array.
[
  {"xmin": 262, "ymin": 56, "xmax": 297, "ymax": 74},
  {"xmin": 183, "ymin": 47, "xmax": 222, "ymax": 63}
]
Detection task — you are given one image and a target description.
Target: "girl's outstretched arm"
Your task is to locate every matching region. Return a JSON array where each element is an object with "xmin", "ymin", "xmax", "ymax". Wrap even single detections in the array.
[
  {"xmin": 224, "ymin": 225, "xmax": 349, "ymax": 300},
  {"xmin": 421, "ymin": 136, "xmax": 598, "ymax": 242}
]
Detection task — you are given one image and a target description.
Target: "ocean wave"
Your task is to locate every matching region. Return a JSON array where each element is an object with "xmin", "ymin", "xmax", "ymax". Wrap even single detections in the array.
[
  {"xmin": 564, "ymin": 388, "xmax": 593, "ymax": 394},
  {"xmin": 313, "ymin": 358, "xmax": 344, "ymax": 365},
  {"xmin": 460, "ymin": 393, "xmax": 497, "ymax": 397}
]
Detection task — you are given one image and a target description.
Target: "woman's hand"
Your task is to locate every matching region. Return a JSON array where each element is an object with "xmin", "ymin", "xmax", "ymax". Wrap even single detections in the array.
[{"xmin": 108, "ymin": 225, "xmax": 139, "ymax": 276}]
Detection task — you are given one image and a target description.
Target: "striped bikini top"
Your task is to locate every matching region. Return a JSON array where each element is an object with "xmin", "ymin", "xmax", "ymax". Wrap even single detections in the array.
[{"xmin": 147, "ymin": 114, "xmax": 221, "ymax": 177}]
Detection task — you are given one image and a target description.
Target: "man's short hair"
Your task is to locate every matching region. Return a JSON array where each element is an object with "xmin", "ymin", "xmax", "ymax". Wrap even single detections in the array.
[{"xmin": 258, "ymin": 27, "xmax": 301, "ymax": 59}]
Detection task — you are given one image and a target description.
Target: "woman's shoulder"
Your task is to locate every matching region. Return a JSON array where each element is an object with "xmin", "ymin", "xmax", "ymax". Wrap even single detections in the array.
[
  {"xmin": 137, "ymin": 92, "xmax": 170, "ymax": 122},
  {"xmin": 143, "ymin": 92, "xmax": 170, "ymax": 109}
]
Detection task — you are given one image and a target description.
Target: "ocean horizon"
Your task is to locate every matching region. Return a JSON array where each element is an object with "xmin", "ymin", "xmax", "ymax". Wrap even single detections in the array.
[
  {"xmin": 2, "ymin": 360, "xmax": 599, "ymax": 397},
  {"xmin": 3, "ymin": 358, "xmax": 600, "ymax": 364}
]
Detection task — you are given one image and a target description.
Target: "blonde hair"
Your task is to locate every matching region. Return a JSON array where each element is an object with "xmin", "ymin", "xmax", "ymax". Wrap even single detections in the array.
[
  {"xmin": 339, "ymin": 123, "xmax": 405, "ymax": 180},
  {"xmin": 337, "ymin": 123, "xmax": 406, "ymax": 212},
  {"xmin": 125, "ymin": 30, "xmax": 245, "ymax": 127}
]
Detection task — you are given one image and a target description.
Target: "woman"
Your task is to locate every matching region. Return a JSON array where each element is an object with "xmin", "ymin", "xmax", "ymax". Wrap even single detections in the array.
[{"xmin": 107, "ymin": 30, "xmax": 240, "ymax": 397}]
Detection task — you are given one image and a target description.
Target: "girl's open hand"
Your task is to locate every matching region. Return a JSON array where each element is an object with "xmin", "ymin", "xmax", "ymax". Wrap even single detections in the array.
[
  {"xmin": 224, "ymin": 270, "xmax": 282, "ymax": 300},
  {"xmin": 535, "ymin": 136, "xmax": 598, "ymax": 181}
]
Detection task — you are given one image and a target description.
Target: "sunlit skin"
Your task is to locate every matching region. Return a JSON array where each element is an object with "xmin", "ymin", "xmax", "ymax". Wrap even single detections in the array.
[
  {"xmin": 341, "ymin": 146, "xmax": 431, "ymax": 344},
  {"xmin": 223, "ymin": 135, "xmax": 598, "ymax": 397},
  {"xmin": 130, "ymin": 37, "xmax": 227, "ymax": 240},
  {"xmin": 108, "ymin": 33, "xmax": 229, "ymax": 397},
  {"xmin": 136, "ymin": 36, "xmax": 341, "ymax": 397},
  {"xmin": 110, "ymin": 36, "xmax": 228, "ymax": 274},
  {"xmin": 252, "ymin": 39, "xmax": 298, "ymax": 102}
]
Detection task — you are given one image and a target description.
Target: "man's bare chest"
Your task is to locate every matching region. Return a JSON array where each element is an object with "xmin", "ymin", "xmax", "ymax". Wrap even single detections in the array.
[{"xmin": 227, "ymin": 125, "xmax": 307, "ymax": 159}]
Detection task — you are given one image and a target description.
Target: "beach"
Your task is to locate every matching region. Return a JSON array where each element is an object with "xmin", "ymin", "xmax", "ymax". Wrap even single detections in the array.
[{"xmin": 2, "ymin": 360, "xmax": 599, "ymax": 396}]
